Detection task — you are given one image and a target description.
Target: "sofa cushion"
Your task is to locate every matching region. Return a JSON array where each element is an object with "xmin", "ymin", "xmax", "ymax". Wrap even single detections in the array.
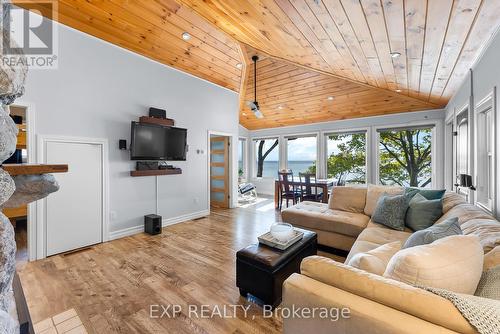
[
  {"xmin": 405, "ymin": 193, "xmax": 443, "ymax": 231},
  {"xmin": 461, "ymin": 218, "xmax": 500, "ymax": 253},
  {"xmin": 436, "ymin": 203, "xmax": 493, "ymax": 226},
  {"xmin": 404, "ymin": 187, "xmax": 446, "ymax": 200},
  {"xmin": 371, "ymin": 193, "xmax": 409, "ymax": 231},
  {"xmin": 300, "ymin": 256, "xmax": 476, "ymax": 334},
  {"xmin": 442, "ymin": 192, "xmax": 466, "ymax": 213},
  {"xmin": 384, "ymin": 235, "xmax": 484, "ymax": 294},
  {"xmin": 345, "ymin": 225, "xmax": 411, "ymax": 263},
  {"xmin": 281, "ymin": 201, "xmax": 369, "ymax": 237},
  {"xmin": 403, "ymin": 217, "xmax": 462, "ymax": 249},
  {"xmin": 484, "ymin": 246, "xmax": 500, "ymax": 271},
  {"xmin": 347, "ymin": 241, "xmax": 402, "ymax": 275},
  {"xmin": 364, "ymin": 184, "xmax": 403, "ymax": 216},
  {"xmin": 329, "ymin": 186, "xmax": 366, "ymax": 213}
]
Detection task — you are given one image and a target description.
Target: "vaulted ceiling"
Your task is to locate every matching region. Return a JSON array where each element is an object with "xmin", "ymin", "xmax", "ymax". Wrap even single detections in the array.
[{"xmin": 16, "ymin": 0, "xmax": 500, "ymax": 129}]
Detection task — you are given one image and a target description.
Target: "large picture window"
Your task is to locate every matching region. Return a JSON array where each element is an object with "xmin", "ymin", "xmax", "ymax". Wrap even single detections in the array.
[
  {"xmin": 286, "ymin": 136, "xmax": 317, "ymax": 175},
  {"xmin": 254, "ymin": 138, "xmax": 279, "ymax": 178},
  {"xmin": 378, "ymin": 126, "xmax": 433, "ymax": 187},
  {"xmin": 325, "ymin": 132, "xmax": 366, "ymax": 184}
]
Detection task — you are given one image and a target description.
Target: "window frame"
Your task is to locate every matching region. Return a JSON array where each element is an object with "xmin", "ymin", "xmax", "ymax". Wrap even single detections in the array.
[
  {"xmin": 251, "ymin": 136, "xmax": 280, "ymax": 179},
  {"xmin": 284, "ymin": 133, "xmax": 319, "ymax": 177},
  {"xmin": 474, "ymin": 88, "xmax": 497, "ymax": 215},
  {"xmin": 323, "ymin": 130, "xmax": 368, "ymax": 184},
  {"xmin": 238, "ymin": 137, "xmax": 247, "ymax": 181},
  {"xmin": 374, "ymin": 122, "xmax": 438, "ymax": 188}
]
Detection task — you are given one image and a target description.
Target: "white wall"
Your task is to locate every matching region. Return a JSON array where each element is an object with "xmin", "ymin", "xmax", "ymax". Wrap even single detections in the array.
[
  {"xmin": 246, "ymin": 109, "xmax": 446, "ymax": 195},
  {"xmin": 18, "ymin": 21, "xmax": 239, "ymax": 238},
  {"xmin": 443, "ymin": 27, "xmax": 500, "ymax": 217}
]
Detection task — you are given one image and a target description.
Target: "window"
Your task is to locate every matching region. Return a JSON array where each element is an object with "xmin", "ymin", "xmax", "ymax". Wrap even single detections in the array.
[
  {"xmin": 325, "ymin": 132, "xmax": 366, "ymax": 184},
  {"xmin": 254, "ymin": 138, "xmax": 279, "ymax": 178},
  {"xmin": 475, "ymin": 96, "xmax": 495, "ymax": 212},
  {"xmin": 286, "ymin": 136, "xmax": 317, "ymax": 175},
  {"xmin": 238, "ymin": 138, "xmax": 246, "ymax": 180},
  {"xmin": 378, "ymin": 126, "xmax": 433, "ymax": 187}
]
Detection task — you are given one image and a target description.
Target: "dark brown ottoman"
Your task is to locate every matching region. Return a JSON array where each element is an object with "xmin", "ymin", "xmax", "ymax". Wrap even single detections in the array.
[{"xmin": 236, "ymin": 228, "xmax": 317, "ymax": 307}]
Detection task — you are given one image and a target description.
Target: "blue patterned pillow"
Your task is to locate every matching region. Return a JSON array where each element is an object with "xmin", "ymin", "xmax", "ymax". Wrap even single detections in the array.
[
  {"xmin": 371, "ymin": 193, "xmax": 409, "ymax": 231},
  {"xmin": 404, "ymin": 187, "xmax": 446, "ymax": 200},
  {"xmin": 403, "ymin": 217, "xmax": 462, "ymax": 249}
]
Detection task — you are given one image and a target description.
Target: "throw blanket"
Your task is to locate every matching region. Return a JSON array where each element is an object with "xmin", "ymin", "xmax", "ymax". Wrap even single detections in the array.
[{"xmin": 423, "ymin": 287, "xmax": 500, "ymax": 334}]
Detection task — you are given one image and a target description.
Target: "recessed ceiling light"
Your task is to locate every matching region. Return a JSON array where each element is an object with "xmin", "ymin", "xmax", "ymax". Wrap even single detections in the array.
[
  {"xmin": 390, "ymin": 52, "xmax": 401, "ymax": 58},
  {"xmin": 395, "ymin": 89, "xmax": 402, "ymax": 93},
  {"xmin": 181, "ymin": 32, "xmax": 191, "ymax": 41},
  {"xmin": 327, "ymin": 96, "xmax": 334, "ymax": 100},
  {"xmin": 236, "ymin": 63, "xmax": 243, "ymax": 69}
]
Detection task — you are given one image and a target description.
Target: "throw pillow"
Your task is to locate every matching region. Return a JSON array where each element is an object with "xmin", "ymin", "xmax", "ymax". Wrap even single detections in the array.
[
  {"xmin": 404, "ymin": 187, "xmax": 446, "ymax": 200},
  {"xmin": 403, "ymin": 217, "xmax": 462, "ymax": 249},
  {"xmin": 364, "ymin": 184, "xmax": 403, "ymax": 216},
  {"xmin": 484, "ymin": 246, "xmax": 500, "ymax": 271},
  {"xmin": 474, "ymin": 265, "xmax": 500, "ymax": 300},
  {"xmin": 384, "ymin": 235, "xmax": 484, "ymax": 294},
  {"xmin": 347, "ymin": 241, "xmax": 402, "ymax": 275},
  {"xmin": 371, "ymin": 193, "xmax": 409, "ymax": 231},
  {"xmin": 405, "ymin": 193, "xmax": 443, "ymax": 231}
]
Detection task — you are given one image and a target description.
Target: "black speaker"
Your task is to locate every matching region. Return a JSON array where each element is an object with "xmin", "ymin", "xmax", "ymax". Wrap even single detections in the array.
[
  {"xmin": 119, "ymin": 139, "xmax": 127, "ymax": 150},
  {"xmin": 149, "ymin": 107, "xmax": 166, "ymax": 119},
  {"xmin": 145, "ymin": 214, "xmax": 162, "ymax": 235}
]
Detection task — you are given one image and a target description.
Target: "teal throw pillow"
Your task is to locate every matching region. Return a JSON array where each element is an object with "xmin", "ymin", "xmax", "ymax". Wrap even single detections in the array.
[
  {"xmin": 403, "ymin": 217, "xmax": 462, "ymax": 249},
  {"xmin": 372, "ymin": 193, "xmax": 409, "ymax": 231},
  {"xmin": 405, "ymin": 193, "xmax": 443, "ymax": 231},
  {"xmin": 404, "ymin": 187, "xmax": 446, "ymax": 200}
]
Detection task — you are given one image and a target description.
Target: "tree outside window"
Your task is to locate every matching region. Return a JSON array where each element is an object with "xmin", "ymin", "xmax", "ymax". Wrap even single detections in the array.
[
  {"xmin": 307, "ymin": 133, "xmax": 366, "ymax": 185},
  {"xmin": 378, "ymin": 127, "xmax": 433, "ymax": 187},
  {"xmin": 254, "ymin": 138, "xmax": 279, "ymax": 178}
]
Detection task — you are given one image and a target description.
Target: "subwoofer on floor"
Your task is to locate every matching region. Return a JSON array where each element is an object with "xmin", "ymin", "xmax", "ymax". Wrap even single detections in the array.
[{"xmin": 144, "ymin": 214, "xmax": 162, "ymax": 235}]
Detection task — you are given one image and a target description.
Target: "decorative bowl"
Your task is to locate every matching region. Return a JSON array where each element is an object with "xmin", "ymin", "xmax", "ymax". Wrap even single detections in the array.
[{"xmin": 270, "ymin": 223, "xmax": 294, "ymax": 242}]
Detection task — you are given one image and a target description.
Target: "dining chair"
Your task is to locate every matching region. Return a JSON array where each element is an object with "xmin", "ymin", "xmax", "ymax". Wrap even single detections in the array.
[
  {"xmin": 277, "ymin": 170, "xmax": 301, "ymax": 210},
  {"xmin": 299, "ymin": 172, "xmax": 323, "ymax": 202}
]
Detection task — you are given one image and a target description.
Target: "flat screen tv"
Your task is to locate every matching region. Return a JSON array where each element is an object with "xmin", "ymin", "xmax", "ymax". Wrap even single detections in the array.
[{"xmin": 130, "ymin": 122, "xmax": 187, "ymax": 161}]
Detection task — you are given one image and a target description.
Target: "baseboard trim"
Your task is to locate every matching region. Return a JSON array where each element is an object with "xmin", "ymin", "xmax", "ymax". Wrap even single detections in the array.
[{"xmin": 108, "ymin": 210, "xmax": 209, "ymax": 240}]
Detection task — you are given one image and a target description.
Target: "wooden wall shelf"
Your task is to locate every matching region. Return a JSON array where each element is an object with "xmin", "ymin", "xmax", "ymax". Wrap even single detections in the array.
[
  {"xmin": 2, "ymin": 164, "xmax": 68, "ymax": 176},
  {"xmin": 139, "ymin": 116, "xmax": 174, "ymax": 127},
  {"xmin": 130, "ymin": 168, "xmax": 182, "ymax": 177}
]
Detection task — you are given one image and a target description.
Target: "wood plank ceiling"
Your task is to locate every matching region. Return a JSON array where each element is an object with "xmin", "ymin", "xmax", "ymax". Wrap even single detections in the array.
[
  {"xmin": 241, "ymin": 46, "xmax": 435, "ymax": 129},
  {"xmin": 16, "ymin": 0, "xmax": 500, "ymax": 130}
]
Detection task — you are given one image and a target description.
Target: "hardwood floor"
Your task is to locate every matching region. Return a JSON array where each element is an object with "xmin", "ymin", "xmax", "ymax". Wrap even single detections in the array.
[{"xmin": 19, "ymin": 199, "xmax": 290, "ymax": 333}]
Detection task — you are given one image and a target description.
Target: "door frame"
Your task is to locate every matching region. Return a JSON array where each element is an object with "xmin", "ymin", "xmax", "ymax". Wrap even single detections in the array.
[
  {"xmin": 8, "ymin": 101, "xmax": 37, "ymax": 260},
  {"xmin": 37, "ymin": 135, "xmax": 109, "ymax": 259},
  {"xmin": 207, "ymin": 131, "xmax": 233, "ymax": 212}
]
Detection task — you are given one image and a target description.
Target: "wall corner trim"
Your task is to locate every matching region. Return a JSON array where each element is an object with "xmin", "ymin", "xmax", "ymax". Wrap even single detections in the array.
[{"xmin": 108, "ymin": 210, "xmax": 210, "ymax": 241}]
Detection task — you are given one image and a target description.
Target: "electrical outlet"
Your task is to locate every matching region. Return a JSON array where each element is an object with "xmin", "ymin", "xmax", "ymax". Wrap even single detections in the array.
[
  {"xmin": 110, "ymin": 211, "xmax": 117, "ymax": 221},
  {"xmin": 193, "ymin": 198, "xmax": 199, "ymax": 204}
]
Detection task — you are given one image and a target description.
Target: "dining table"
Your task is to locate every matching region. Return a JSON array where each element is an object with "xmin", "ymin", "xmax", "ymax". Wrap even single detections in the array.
[{"xmin": 274, "ymin": 177, "xmax": 335, "ymax": 208}]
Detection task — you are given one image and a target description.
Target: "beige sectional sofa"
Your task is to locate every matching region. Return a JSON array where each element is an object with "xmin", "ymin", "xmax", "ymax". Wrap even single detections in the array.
[{"xmin": 281, "ymin": 185, "xmax": 500, "ymax": 334}]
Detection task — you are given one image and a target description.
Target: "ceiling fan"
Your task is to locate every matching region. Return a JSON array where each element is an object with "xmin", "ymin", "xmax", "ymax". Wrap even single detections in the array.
[{"xmin": 247, "ymin": 55, "xmax": 264, "ymax": 119}]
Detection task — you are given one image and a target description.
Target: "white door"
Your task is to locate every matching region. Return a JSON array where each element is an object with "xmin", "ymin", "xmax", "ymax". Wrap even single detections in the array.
[{"xmin": 45, "ymin": 141, "xmax": 103, "ymax": 256}]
